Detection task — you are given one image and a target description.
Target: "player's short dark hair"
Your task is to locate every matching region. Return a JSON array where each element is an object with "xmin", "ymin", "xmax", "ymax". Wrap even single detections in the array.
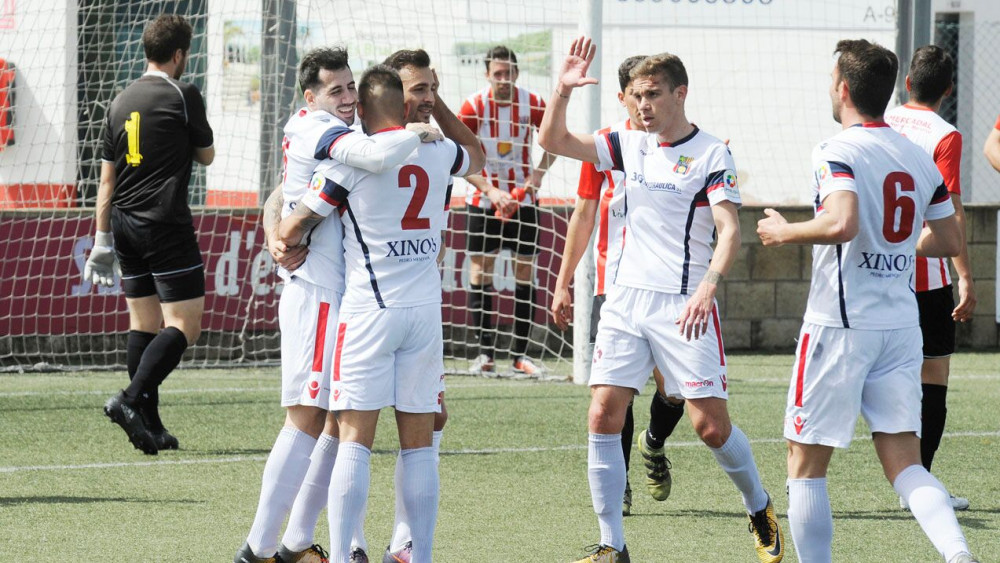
[
  {"xmin": 298, "ymin": 47, "xmax": 351, "ymax": 94},
  {"xmin": 834, "ymin": 39, "xmax": 898, "ymax": 118},
  {"xmin": 142, "ymin": 14, "xmax": 192, "ymax": 63},
  {"xmin": 485, "ymin": 45, "xmax": 518, "ymax": 71},
  {"xmin": 618, "ymin": 56, "xmax": 647, "ymax": 92},
  {"xmin": 384, "ymin": 49, "xmax": 432, "ymax": 71},
  {"xmin": 358, "ymin": 64, "xmax": 404, "ymax": 107},
  {"xmin": 631, "ymin": 53, "xmax": 688, "ymax": 91},
  {"xmin": 908, "ymin": 45, "xmax": 954, "ymax": 105}
]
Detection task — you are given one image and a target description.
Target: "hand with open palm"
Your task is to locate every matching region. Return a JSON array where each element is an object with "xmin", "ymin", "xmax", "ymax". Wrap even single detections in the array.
[{"xmin": 556, "ymin": 36, "xmax": 599, "ymax": 94}]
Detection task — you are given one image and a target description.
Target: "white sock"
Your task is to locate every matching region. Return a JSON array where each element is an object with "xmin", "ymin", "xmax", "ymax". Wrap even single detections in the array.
[
  {"xmin": 281, "ymin": 433, "xmax": 339, "ymax": 551},
  {"xmin": 893, "ymin": 464, "xmax": 970, "ymax": 560},
  {"xmin": 588, "ymin": 433, "xmax": 626, "ymax": 551},
  {"xmin": 389, "ymin": 430, "xmax": 443, "ymax": 552},
  {"xmin": 709, "ymin": 425, "xmax": 770, "ymax": 513},
  {"xmin": 328, "ymin": 442, "xmax": 371, "ymax": 563},
  {"xmin": 400, "ymin": 446, "xmax": 440, "ymax": 563},
  {"xmin": 787, "ymin": 478, "xmax": 833, "ymax": 563},
  {"xmin": 246, "ymin": 427, "xmax": 317, "ymax": 557}
]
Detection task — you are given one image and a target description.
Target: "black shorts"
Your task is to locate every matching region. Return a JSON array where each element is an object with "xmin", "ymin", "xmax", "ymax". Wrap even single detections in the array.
[
  {"xmin": 917, "ymin": 285, "xmax": 956, "ymax": 358},
  {"xmin": 466, "ymin": 204, "xmax": 539, "ymax": 256},
  {"xmin": 111, "ymin": 207, "xmax": 205, "ymax": 302},
  {"xmin": 590, "ymin": 294, "xmax": 606, "ymax": 345}
]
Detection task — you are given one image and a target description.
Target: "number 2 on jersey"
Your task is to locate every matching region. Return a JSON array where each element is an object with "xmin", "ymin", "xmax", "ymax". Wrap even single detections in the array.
[
  {"xmin": 399, "ymin": 164, "xmax": 431, "ymax": 230},
  {"xmin": 882, "ymin": 171, "xmax": 915, "ymax": 243},
  {"xmin": 124, "ymin": 111, "xmax": 143, "ymax": 167}
]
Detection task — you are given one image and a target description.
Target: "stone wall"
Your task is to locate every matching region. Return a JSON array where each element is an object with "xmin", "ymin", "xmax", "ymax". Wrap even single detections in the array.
[{"xmin": 718, "ymin": 205, "xmax": 997, "ymax": 351}]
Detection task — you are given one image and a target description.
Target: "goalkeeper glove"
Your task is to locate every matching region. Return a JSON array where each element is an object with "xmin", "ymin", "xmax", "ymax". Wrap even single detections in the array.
[{"xmin": 84, "ymin": 231, "xmax": 120, "ymax": 287}]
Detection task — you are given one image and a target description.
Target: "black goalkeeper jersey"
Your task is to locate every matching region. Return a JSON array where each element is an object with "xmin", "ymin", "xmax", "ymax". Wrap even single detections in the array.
[{"xmin": 102, "ymin": 71, "xmax": 213, "ymax": 224}]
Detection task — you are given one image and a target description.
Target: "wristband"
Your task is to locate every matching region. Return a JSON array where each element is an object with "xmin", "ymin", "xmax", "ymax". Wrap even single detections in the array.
[
  {"xmin": 556, "ymin": 89, "xmax": 570, "ymax": 99},
  {"xmin": 94, "ymin": 231, "xmax": 114, "ymax": 247}
]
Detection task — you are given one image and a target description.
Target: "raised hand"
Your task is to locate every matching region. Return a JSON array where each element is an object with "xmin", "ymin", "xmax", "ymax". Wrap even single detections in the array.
[{"xmin": 556, "ymin": 36, "xmax": 599, "ymax": 93}]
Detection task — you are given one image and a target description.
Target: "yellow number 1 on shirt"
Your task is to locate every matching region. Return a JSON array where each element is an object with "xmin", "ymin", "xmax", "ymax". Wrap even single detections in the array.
[{"xmin": 124, "ymin": 111, "xmax": 142, "ymax": 167}]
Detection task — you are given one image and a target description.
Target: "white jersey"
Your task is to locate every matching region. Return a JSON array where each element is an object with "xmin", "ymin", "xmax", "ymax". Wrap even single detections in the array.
[
  {"xmin": 885, "ymin": 104, "xmax": 963, "ymax": 292},
  {"xmin": 803, "ymin": 123, "xmax": 955, "ymax": 330},
  {"xmin": 577, "ymin": 119, "xmax": 634, "ymax": 296},
  {"xmin": 303, "ymin": 128, "xmax": 471, "ymax": 312},
  {"xmin": 278, "ymin": 108, "xmax": 352, "ymax": 291},
  {"xmin": 279, "ymin": 108, "xmax": 420, "ymax": 291},
  {"xmin": 594, "ymin": 127, "xmax": 741, "ymax": 295}
]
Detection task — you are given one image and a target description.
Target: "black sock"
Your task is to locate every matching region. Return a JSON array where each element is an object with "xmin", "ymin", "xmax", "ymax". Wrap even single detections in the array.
[
  {"xmin": 622, "ymin": 400, "xmax": 635, "ymax": 469},
  {"xmin": 647, "ymin": 393, "xmax": 685, "ymax": 449},
  {"xmin": 124, "ymin": 327, "xmax": 188, "ymax": 429},
  {"xmin": 921, "ymin": 383, "xmax": 948, "ymax": 471},
  {"xmin": 512, "ymin": 283, "xmax": 534, "ymax": 357},
  {"xmin": 127, "ymin": 330, "xmax": 157, "ymax": 381},
  {"xmin": 468, "ymin": 284, "xmax": 495, "ymax": 355}
]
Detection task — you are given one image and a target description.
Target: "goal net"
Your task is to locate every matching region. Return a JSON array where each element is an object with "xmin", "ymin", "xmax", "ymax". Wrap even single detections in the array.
[{"xmin": 1, "ymin": 0, "xmax": 906, "ymax": 375}]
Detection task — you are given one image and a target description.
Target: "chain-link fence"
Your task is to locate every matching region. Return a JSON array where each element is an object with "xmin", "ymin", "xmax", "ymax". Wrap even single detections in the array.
[{"xmin": 930, "ymin": 17, "xmax": 1000, "ymax": 203}]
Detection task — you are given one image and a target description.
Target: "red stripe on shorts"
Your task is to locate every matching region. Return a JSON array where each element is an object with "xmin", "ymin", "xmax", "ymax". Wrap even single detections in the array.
[
  {"xmin": 711, "ymin": 304, "xmax": 725, "ymax": 366},
  {"xmin": 332, "ymin": 322, "xmax": 347, "ymax": 382},
  {"xmin": 795, "ymin": 333, "xmax": 810, "ymax": 407},
  {"xmin": 311, "ymin": 302, "xmax": 330, "ymax": 372}
]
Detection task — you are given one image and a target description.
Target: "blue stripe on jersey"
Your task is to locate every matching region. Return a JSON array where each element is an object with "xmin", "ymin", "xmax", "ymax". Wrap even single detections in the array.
[
  {"xmin": 828, "ymin": 161, "xmax": 854, "ymax": 178},
  {"xmin": 931, "ymin": 182, "xmax": 950, "ymax": 204},
  {"xmin": 450, "ymin": 145, "xmax": 465, "ymax": 175},
  {"xmin": 611, "ymin": 188, "xmax": 628, "ymax": 287},
  {"xmin": 607, "ymin": 132, "xmax": 624, "ymax": 172},
  {"xmin": 704, "ymin": 170, "xmax": 726, "ymax": 191},
  {"xmin": 344, "ymin": 200, "xmax": 386, "ymax": 309},
  {"xmin": 444, "ymin": 181, "xmax": 453, "ymax": 211},
  {"xmin": 313, "ymin": 126, "xmax": 354, "ymax": 160},
  {"xmin": 319, "ymin": 177, "xmax": 350, "ymax": 207},
  {"xmin": 679, "ymin": 187, "xmax": 711, "ymax": 295},
  {"xmin": 836, "ymin": 244, "xmax": 850, "ymax": 328}
]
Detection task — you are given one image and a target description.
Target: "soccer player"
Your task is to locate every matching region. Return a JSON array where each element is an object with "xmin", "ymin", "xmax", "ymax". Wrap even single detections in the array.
[
  {"xmin": 459, "ymin": 45, "xmax": 558, "ymax": 376},
  {"xmin": 985, "ymin": 113, "xmax": 1000, "ymax": 172},
  {"xmin": 550, "ymin": 54, "xmax": 686, "ymax": 517},
  {"xmin": 539, "ymin": 38, "xmax": 783, "ymax": 563},
  {"xmin": 86, "ymin": 14, "xmax": 213, "ymax": 456},
  {"xmin": 885, "ymin": 45, "xmax": 975, "ymax": 511},
  {"xmin": 757, "ymin": 39, "xmax": 978, "ymax": 563},
  {"xmin": 278, "ymin": 65, "xmax": 483, "ymax": 563},
  {"xmin": 380, "ymin": 48, "xmax": 478, "ymax": 563},
  {"xmin": 238, "ymin": 48, "xmax": 436, "ymax": 563}
]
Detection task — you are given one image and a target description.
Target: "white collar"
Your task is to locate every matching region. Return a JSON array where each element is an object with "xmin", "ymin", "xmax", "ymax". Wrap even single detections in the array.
[{"xmin": 144, "ymin": 70, "xmax": 170, "ymax": 79}]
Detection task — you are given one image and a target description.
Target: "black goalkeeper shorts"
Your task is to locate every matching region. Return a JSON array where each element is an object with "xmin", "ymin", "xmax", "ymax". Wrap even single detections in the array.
[
  {"xmin": 917, "ymin": 285, "xmax": 956, "ymax": 358},
  {"xmin": 111, "ymin": 207, "xmax": 205, "ymax": 302}
]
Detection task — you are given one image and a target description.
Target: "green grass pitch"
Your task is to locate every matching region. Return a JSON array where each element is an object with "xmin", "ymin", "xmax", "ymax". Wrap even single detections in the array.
[{"xmin": 1, "ymin": 353, "xmax": 998, "ymax": 561}]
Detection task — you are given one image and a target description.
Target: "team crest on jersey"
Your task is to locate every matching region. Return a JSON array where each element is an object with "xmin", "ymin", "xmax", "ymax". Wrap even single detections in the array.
[
  {"xmin": 497, "ymin": 141, "xmax": 513, "ymax": 157},
  {"xmin": 723, "ymin": 170, "xmax": 739, "ymax": 199},
  {"xmin": 673, "ymin": 155, "xmax": 693, "ymax": 175},
  {"xmin": 309, "ymin": 172, "xmax": 325, "ymax": 192}
]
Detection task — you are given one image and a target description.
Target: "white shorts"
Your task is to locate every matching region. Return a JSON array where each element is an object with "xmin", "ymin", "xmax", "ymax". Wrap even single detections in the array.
[
  {"xmin": 331, "ymin": 303, "xmax": 445, "ymax": 413},
  {"xmin": 591, "ymin": 286, "xmax": 728, "ymax": 399},
  {"xmin": 784, "ymin": 322, "xmax": 923, "ymax": 448},
  {"xmin": 279, "ymin": 278, "xmax": 342, "ymax": 409}
]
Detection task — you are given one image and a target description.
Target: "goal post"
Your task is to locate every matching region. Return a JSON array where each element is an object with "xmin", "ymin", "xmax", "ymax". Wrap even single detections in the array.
[{"xmin": 572, "ymin": 0, "xmax": 602, "ymax": 385}]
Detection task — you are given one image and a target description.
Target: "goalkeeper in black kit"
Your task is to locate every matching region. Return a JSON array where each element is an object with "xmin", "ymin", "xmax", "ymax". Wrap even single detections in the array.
[{"xmin": 84, "ymin": 14, "xmax": 214, "ymax": 455}]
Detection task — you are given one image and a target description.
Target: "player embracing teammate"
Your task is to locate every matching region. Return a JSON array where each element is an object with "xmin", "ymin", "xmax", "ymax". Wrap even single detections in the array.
[{"xmin": 278, "ymin": 64, "xmax": 483, "ymax": 563}]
